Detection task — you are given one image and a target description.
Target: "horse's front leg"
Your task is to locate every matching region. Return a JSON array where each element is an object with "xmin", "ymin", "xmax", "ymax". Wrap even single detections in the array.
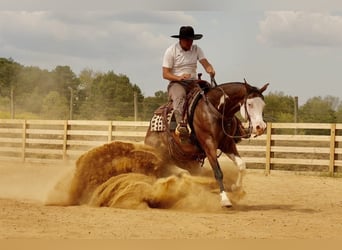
[{"xmin": 206, "ymin": 153, "xmax": 232, "ymax": 207}]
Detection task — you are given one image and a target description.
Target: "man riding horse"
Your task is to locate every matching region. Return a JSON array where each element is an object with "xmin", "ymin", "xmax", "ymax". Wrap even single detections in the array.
[
  {"xmin": 162, "ymin": 26, "xmax": 216, "ymax": 141},
  {"xmin": 149, "ymin": 26, "xmax": 269, "ymax": 207}
]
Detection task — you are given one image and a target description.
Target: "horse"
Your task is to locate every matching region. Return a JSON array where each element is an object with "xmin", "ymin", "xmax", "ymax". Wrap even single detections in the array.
[{"xmin": 144, "ymin": 79, "xmax": 269, "ymax": 207}]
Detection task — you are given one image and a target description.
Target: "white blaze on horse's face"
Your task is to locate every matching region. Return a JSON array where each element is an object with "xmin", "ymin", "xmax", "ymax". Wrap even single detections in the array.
[{"xmin": 240, "ymin": 97, "xmax": 266, "ymax": 136}]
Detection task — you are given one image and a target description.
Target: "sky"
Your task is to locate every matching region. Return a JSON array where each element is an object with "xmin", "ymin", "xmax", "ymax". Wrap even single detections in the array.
[{"xmin": 1, "ymin": 0, "xmax": 342, "ymax": 105}]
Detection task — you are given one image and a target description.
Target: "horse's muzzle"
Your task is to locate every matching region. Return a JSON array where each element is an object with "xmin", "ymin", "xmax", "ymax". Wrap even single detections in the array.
[{"xmin": 254, "ymin": 122, "xmax": 266, "ymax": 136}]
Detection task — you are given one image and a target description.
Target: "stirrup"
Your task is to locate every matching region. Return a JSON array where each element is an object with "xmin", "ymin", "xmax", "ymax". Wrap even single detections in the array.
[{"xmin": 175, "ymin": 122, "xmax": 190, "ymax": 139}]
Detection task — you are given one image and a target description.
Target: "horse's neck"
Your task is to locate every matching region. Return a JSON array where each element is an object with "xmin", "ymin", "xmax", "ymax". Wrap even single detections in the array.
[{"xmin": 208, "ymin": 83, "xmax": 246, "ymax": 106}]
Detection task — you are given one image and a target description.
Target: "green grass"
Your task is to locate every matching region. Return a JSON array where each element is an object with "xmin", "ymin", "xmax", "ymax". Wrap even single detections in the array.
[{"xmin": 0, "ymin": 111, "xmax": 40, "ymax": 119}]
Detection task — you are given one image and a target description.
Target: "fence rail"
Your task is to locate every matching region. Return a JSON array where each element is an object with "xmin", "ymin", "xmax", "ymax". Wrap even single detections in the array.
[{"xmin": 0, "ymin": 119, "xmax": 341, "ymax": 175}]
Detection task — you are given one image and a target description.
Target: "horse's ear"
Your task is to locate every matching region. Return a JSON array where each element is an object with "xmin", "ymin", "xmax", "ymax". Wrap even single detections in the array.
[
  {"xmin": 259, "ymin": 83, "xmax": 269, "ymax": 93},
  {"xmin": 243, "ymin": 78, "xmax": 251, "ymax": 88}
]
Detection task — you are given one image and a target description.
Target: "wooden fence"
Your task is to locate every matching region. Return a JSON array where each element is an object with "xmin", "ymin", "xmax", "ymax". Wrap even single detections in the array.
[
  {"xmin": 0, "ymin": 119, "xmax": 341, "ymax": 175},
  {"xmin": 0, "ymin": 119, "xmax": 148, "ymax": 163}
]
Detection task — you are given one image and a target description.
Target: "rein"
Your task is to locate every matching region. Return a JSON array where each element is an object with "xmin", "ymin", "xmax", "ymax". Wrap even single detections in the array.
[
  {"xmin": 206, "ymin": 84, "xmax": 253, "ymax": 140},
  {"xmin": 218, "ymin": 87, "xmax": 253, "ymax": 139},
  {"xmin": 211, "ymin": 76, "xmax": 218, "ymax": 87}
]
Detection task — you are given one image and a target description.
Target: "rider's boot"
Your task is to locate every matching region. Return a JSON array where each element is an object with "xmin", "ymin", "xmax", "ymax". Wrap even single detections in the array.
[{"xmin": 174, "ymin": 110, "xmax": 190, "ymax": 141}]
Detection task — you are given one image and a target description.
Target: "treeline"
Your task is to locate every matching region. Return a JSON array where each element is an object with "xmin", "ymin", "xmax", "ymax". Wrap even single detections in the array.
[
  {"xmin": 0, "ymin": 58, "xmax": 167, "ymax": 120},
  {"xmin": 1, "ymin": 57, "xmax": 342, "ymax": 123},
  {"xmin": 264, "ymin": 92, "xmax": 342, "ymax": 123}
]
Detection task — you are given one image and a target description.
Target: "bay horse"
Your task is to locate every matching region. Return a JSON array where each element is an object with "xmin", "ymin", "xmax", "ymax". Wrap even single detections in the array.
[{"xmin": 144, "ymin": 79, "xmax": 269, "ymax": 207}]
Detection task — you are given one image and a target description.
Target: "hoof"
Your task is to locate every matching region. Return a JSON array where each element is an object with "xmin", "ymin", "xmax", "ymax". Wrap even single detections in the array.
[
  {"xmin": 221, "ymin": 199, "xmax": 232, "ymax": 208},
  {"xmin": 220, "ymin": 191, "xmax": 232, "ymax": 207}
]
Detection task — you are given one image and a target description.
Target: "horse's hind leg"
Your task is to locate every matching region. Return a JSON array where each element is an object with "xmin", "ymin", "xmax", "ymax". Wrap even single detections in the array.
[{"xmin": 227, "ymin": 153, "xmax": 246, "ymax": 191}]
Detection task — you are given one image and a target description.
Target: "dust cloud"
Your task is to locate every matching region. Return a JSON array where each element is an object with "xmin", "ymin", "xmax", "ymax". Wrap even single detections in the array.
[
  {"xmin": 0, "ymin": 161, "xmax": 72, "ymax": 203},
  {"xmin": 45, "ymin": 141, "xmax": 246, "ymax": 212}
]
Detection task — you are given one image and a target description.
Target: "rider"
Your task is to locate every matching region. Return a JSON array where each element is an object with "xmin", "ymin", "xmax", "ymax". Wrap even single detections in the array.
[{"xmin": 162, "ymin": 26, "xmax": 216, "ymax": 139}]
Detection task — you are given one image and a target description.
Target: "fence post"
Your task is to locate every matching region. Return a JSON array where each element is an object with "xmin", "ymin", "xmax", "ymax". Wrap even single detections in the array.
[
  {"xmin": 329, "ymin": 123, "xmax": 336, "ymax": 176},
  {"xmin": 265, "ymin": 122, "xmax": 272, "ymax": 175},
  {"xmin": 62, "ymin": 120, "xmax": 68, "ymax": 160},
  {"xmin": 22, "ymin": 120, "xmax": 27, "ymax": 162},
  {"xmin": 108, "ymin": 121, "xmax": 113, "ymax": 142}
]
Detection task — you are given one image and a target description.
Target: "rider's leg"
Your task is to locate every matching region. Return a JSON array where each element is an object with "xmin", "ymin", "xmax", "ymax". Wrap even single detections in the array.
[{"xmin": 168, "ymin": 83, "xmax": 189, "ymax": 137}]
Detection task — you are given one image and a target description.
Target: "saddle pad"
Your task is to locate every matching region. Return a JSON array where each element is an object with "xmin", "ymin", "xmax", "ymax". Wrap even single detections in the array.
[{"xmin": 150, "ymin": 112, "xmax": 173, "ymax": 132}]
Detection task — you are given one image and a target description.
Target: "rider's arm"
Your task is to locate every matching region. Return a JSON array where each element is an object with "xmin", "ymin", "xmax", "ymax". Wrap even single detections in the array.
[
  {"xmin": 162, "ymin": 67, "xmax": 191, "ymax": 81},
  {"xmin": 199, "ymin": 58, "xmax": 215, "ymax": 78}
]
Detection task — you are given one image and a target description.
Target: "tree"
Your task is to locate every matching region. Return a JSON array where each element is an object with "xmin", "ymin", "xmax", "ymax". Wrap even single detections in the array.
[
  {"xmin": 299, "ymin": 96, "xmax": 336, "ymax": 123},
  {"xmin": 0, "ymin": 58, "xmax": 23, "ymax": 118},
  {"xmin": 336, "ymin": 104, "xmax": 342, "ymax": 123},
  {"xmin": 263, "ymin": 91, "xmax": 295, "ymax": 122},
  {"xmin": 78, "ymin": 71, "xmax": 144, "ymax": 120},
  {"xmin": 15, "ymin": 66, "xmax": 52, "ymax": 114},
  {"xmin": 142, "ymin": 90, "xmax": 168, "ymax": 120},
  {"xmin": 41, "ymin": 91, "xmax": 69, "ymax": 119},
  {"xmin": 52, "ymin": 66, "xmax": 81, "ymax": 117}
]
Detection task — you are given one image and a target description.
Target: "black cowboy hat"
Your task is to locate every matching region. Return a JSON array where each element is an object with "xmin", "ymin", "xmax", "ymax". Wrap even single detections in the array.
[{"xmin": 171, "ymin": 26, "xmax": 203, "ymax": 40}]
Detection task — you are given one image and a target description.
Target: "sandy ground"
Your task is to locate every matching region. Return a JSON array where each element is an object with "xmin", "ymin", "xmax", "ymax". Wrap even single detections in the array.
[{"xmin": 1, "ymin": 158, "xmax": 342, "ymax": 239}]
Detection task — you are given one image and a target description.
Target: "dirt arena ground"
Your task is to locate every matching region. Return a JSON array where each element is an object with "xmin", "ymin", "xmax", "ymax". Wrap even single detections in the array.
[{"xmin": 1, "ymin": 147, "xmax": 342, "ymax": 239}]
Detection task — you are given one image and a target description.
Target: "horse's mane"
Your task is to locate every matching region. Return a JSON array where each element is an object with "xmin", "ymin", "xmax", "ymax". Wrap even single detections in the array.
[
  {"xmin": 217, "ymin": 81, "xmax": 265, "ymax": 99},
  {"xmin": 219, "ymin": 82, "xmax": 245, "ymax": 87}
]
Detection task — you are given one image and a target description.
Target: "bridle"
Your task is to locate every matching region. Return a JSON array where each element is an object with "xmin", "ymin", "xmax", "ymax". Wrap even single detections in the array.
[
  {"xmin": 208, "ymin": 78, "xmax": 264, "ymax": 140},
  {"xmin": 217, "ymin": 87, "xmax": 253, "ymax": 139}
]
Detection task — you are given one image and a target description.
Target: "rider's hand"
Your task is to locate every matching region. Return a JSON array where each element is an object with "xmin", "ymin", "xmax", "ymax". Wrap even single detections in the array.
[{"xmin": 178, "ymin": 73, "xmax": 191, "ymax": 81}]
